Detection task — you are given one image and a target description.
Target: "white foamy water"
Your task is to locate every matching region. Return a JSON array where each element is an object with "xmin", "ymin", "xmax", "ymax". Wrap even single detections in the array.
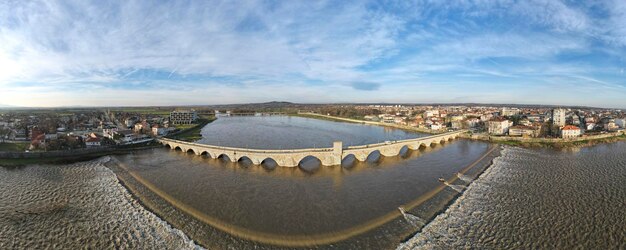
[
  {"xmin": 0, "ymin": 157, "xmax": 203, "ymax": 249},
  {"xmin": 456, "ymin": 173, "xmax": 473, "ymax": 183},
  {"xmin": 399, "ymin": 145, "xmax": 626, "ymax": 249}
]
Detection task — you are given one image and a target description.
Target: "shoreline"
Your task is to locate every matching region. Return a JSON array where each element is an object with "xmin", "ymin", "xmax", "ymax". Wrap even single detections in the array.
[
  {"xmin": 460, "ymin": 132, "xmax": 626, "ymax": 149},
  {"xmin": 399, "ymin": 145, "xmax": 502, "ymax": 246},
  {"xmin": 296, "ymin": 113, "xmax": 626, "ymax": 149},
  {"xmin": 397, "ymin": 146, "xmax": 507, "ymax": 249},
  {"xmin": 292, "ymin": 113, "xmax": 441, "ymax": 135},
  {"xmin": 0, "ymin": 116, "xmax": 215, "ymax": 167},
  {"xmin": 102, "ymin": 141, "xmax": 501, "ymax": 248},
  {"xmin": 0, "ymin": 143, "xmax": 161, "ymax": 167}
]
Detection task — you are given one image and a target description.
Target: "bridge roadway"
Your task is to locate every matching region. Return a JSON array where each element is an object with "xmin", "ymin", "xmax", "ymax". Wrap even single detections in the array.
[{"xmin": 158, "ymin": 130, "xmax": 467, "ymax": 167}]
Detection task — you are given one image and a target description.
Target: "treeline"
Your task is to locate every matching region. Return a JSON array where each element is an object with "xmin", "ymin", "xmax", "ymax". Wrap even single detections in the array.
[{"xmin": 315, "ymin": 106, "xmax": 381, "ymax": 119}]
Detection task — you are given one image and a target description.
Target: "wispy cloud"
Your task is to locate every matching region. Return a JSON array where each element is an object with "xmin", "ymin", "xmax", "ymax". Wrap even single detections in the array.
[{"xmin": 0, "ymin": 0, "xmax": 624, "ymax": 107}]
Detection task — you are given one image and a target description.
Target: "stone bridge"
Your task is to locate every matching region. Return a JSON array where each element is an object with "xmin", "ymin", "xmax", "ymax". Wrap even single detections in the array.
[{"xmin": 158, "ymin": 130, "xmax": 466, "ymax": 167}]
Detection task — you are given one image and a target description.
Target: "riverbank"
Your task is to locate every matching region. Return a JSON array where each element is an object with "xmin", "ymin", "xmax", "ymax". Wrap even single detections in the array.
[
  {"xmin": 0, "ymin": 157, "xmax": 199, "ymax": 249},
  {"xmin": 292, "ymin": 113, "xmax": 441, "ymax": 134},
  {"xmin": 399, "ymin": 143, "xmax": 626, "ymax": 249},
  {"xmin": 295, "ymin": 113, "xmax": 626, "ymax": 149},
  {"xmin": 105, "ymin": 139, "xmax": 501, "ymax": 249},
  {"xmin": 166, "ymin": 117, "xmax": 216, "ymax": 142},
  {"xmin": 0, "ymin": 142, "xmax": 161, "ymax": 167},
  {"xmin": 460, "ymin": 131, "xmax": 626, "ymax": 149}
]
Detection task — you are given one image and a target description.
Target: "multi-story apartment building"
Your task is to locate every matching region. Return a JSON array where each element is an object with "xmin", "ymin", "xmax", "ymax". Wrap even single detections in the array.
[
  {"xmin": 552, "ymin": 108, "xmax": 566, "ymax": 126},
  {"xmin": 170, "ymin": 110, "xmax": 198, "ymax": 125}
]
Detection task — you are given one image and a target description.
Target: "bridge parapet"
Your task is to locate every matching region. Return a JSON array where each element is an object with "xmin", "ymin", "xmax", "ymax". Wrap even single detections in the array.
[{"xmin": 159, "ymin": 130, "xmax": 466, "ymax": 167}]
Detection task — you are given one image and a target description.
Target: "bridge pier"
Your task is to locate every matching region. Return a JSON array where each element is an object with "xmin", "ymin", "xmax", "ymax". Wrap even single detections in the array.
[
  {"xmin": 332, "ymin": 141, "xmax": 343, "ymax": 166},
  {"xmin": 158, "ymin": 130, "xmax": 467, "ymax": 168}
]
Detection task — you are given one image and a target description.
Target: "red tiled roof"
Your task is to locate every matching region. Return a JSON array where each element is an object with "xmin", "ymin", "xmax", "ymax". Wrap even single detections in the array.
[{"xmin": 562, "ymin": 125, "xmax": 580, "ymax": 130}]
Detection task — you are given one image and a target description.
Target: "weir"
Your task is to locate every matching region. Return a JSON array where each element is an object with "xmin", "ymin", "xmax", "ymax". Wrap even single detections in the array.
[{"xmin": 157, "ymin": 130, "xmax": 467, "ymax": 167}]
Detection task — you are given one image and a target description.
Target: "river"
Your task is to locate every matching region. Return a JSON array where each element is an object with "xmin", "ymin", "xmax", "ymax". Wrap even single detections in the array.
[
  {"xmin": 1, "ymin": 116, "xmax": 623, "ymax": 249},
  {"xmin": 399, "ymin": 143, "xmax": 626, "ymax": 249}
]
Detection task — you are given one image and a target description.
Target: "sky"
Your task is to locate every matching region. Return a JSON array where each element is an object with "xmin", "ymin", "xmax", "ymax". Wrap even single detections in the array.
[{"xmin": 0, "ymin": 0, "xmax": 625, "ymax": 108}]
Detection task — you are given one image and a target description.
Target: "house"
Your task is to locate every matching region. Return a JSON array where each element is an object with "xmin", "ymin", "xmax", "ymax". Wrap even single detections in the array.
[
  {"xmin": 561, "ymin": 125, "xmax": 582, "ymax": 139},
  {"xmin": 488, "ymin": 118, "xmax": 513, "ymax": 135},
  {"xmin": 615, "ymin": 118, "xmax": 626, "ymax": 128},
  {"xmin": 125, "ymin": 117, "xmax": 138, "ymax": 128},
  {"xmin": 430, "ymin": 123, "xmax": 442, "ymax": 130},
  {"xmin": 451, "ymin": 120, "xmax": 464, "ymax": 129},
  {"xmin": 134, "ymin": 123, "xmax": 144, "ymax": 132},
  {"xmin": 85, "ymin": 137, "xmax": 102, "ymax": 148},
  {"xmin": 114, "ymin": 130, "xmax": 134, "ymax": 143},
  {"xmin": 508, "ymin": 125, "xmax": 539, "ymax": 137},
  {"xmin": 466, "ymin": 118, "xmax": 480, "ymax": 128},
  {"xmin": 152, "ymin": 125, "xmax": 167, "ymax": 136},
  {"xmin": 604, "ymin": 121, "xmax": 619, "ymax": 131},
  {"xmin": 393, "ymin": 116, "xmax": 406, "ymax": 125}
]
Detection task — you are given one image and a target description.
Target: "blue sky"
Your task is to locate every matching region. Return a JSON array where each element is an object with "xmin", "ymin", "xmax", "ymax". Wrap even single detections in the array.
[{"xmin": 0, "ymin": 0, "xmax": 625, "ymax": 108}]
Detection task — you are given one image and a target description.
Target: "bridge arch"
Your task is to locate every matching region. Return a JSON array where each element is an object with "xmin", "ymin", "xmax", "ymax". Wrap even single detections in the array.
[
  {"xmin": 398, "ymin": 145, "xmax": 410, "ymax": 158},
  {"xmin": 200, "ymin": 151, "xmax": 211, "ymax": 158},
  {"xmin": 217, "ymin": 153, "xmax": 233, "ymax": 162},
  {"xmin": 341, "ymin": 154, "xmax": 358, "ymax": 168},
  {"xmin": 174, "ymin": 146, "xmax": 183, "ymax": 151},
  {"xmin": 297, "ymin": 155, "xmax": 321, "ymax": 172},
  {"xmin": 236, "ymin": 156, "xmax": 255, "ymax": 166},
  {"xmin": 186, "ymin": 148, "xmax": 196, "ymax": 154},
  {"xmin": 260, "ymin": 158, "xmax": 278, "ymax": 170},
  {"xmin": 366, "ymin": 150, "xmax": 382, "ymax": 163}
]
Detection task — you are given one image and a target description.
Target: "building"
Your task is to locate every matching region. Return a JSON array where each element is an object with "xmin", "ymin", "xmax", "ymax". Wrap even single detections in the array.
[
  {"xmin": 125, "ymin": 117, "xmax": 138, "ymax": 128},
  {"xmin": 604, "ymin": 121, "xmax": 619, "ymax": 131},
  {"xmin": 508, "ymin": 125, "xmax": 539, "ymax": 137},
  {"xmin": 152, "ymin": 125, "xmax": 167, "ymax": 136},
  {"xmin": 561, "ymin": 125, "xmax": 582, "ymax": 139},
  {"xmin": 615, "ymin": 118, "xmax": 626, "ymax": 128},
  {"xmin": 114, "ymin": 130, "xmax": 134, "ymax": 143},
  {"xmin": 85, "ymin": 137, "xmax": 102, "ymax": 148},
  {"xmin": 552, "ymin": 108, "xmax": 566, "ymax": 126},
  {"xmin": 466, "ymin": 118, "xmax": 480, "ymax": 128},
  {"xmin": 170, "ymin": 110, "xmax": 198, "ymax": 125},
  {"xmin": 501, "ymin": 107, "xmax": 521, "ymax": 116},
  {"xmin": 488, "ymin": 118, "xmax": 513, "ymax": 135}
]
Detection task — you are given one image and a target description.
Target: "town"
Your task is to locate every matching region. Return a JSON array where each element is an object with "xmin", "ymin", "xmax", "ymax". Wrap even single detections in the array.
[
  {"xmin": 0, "ymin": 103, "xmax": 625, "ymax": 152},
  {"xmin": 0, "ymin": 108, "xmax": 204, "ymax": 152}
]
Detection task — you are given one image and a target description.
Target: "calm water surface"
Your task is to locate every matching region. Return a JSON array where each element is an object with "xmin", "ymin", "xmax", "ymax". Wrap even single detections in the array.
[{"xmin": 196, "ymin": 116, "xmax": 424, "ymax": 149}]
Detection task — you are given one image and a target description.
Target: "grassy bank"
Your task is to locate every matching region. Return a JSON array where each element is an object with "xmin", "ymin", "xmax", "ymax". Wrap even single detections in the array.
[
  {"xmin": 0, "ymin": 142, "xmax": 161, "ymax": 167},
  {"xmin": 167, "ymin": 117, "xmax": 216, "ymax": 142},
  {"xmin": 0, "ymin": 142, "xmax": 30, "ymax": 152},
  {"xmin": 490, "ymin": 133, "xmax": 626, "ymax": 149},
  {"xmin": 292, "ymin": 113, "xmax": 366, "ymax": 124},
  {"xmin": 292, "ymin": 113, "xmax": 440, "ymax": 134}
]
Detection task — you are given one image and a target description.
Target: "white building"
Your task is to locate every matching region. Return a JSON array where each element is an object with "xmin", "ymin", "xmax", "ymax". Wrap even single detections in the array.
[
  {"xmin": 561, "ymin": 125, "xmax": 582, "ymax": 139},
  {"xmin": 615, "ymin": 119, "xmax": 626, "ymax": 128},
  {"xmin": 152, "ymin": 126, "xmax": 167, "ymax": 136},
  {"xmin": 488, "ymin": 118, "xmax": 513, "ymax": 135},
  {"xmin": 501, "ymin": 107, "xmax": 521, "ymax": 116},
  {"xmin": 552, "ymin": 108, "xmax": 566, "ymax": 126}
]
